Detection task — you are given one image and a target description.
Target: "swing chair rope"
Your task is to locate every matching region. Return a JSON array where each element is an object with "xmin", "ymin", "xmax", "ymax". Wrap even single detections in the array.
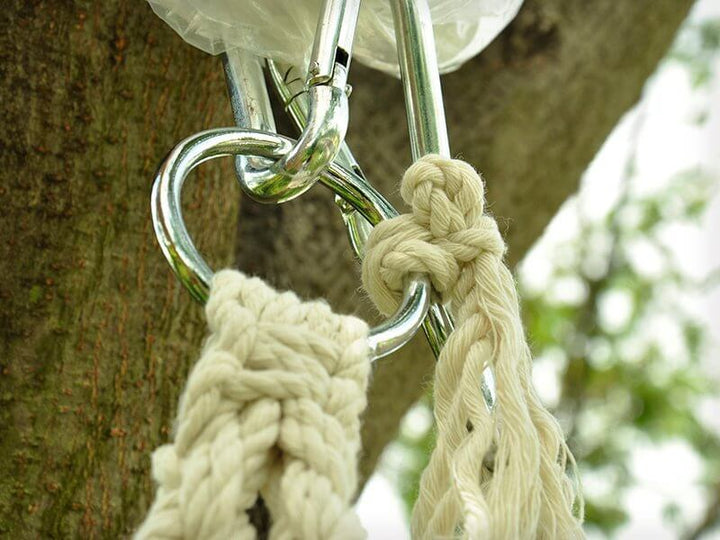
[
  {"xmin": 137, "ymin": 155, "xmax": 583, "ymax": 539},
  {"xmin": 136, "ymin": 271, "xmax": 371, "ymax": 540},
  {"xmin": 362, "ymin": 155, "xmax": 584, "ymax": 539}
]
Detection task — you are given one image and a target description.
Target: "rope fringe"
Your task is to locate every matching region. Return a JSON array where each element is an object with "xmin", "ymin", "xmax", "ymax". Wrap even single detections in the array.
[
  {"xmin": 136, "ymin": 270, "xmax": 371, "ymax": 540},
  {"xmin": 362, "ymin": 155, "xmax": 584, "ymax": 539}
]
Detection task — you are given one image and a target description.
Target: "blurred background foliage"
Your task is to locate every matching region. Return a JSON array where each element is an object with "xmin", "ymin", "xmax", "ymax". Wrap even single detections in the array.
[{"xmin": 380, "ymin": 12, "xmax": 720, "ymax": 540}]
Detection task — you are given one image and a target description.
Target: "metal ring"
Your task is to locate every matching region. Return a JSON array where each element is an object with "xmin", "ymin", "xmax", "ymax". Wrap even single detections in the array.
[{"xmin": 151, "ymin": 127, "xmax": 432, "ymax": 361}]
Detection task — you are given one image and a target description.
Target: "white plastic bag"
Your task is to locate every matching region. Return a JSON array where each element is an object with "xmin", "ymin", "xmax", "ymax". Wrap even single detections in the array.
[{"xmin": 147, "ymin": 0, "xmax": 522, "ymax": 75}]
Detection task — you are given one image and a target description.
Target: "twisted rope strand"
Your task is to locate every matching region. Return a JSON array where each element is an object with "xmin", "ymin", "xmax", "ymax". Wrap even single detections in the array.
[
  {"xmin": 362, "ymin": 155, "xmax": 584, "ymax": 539},
  {"xmin": 136, "ymin": 270, "xmax": 370, "ymax": 539}
]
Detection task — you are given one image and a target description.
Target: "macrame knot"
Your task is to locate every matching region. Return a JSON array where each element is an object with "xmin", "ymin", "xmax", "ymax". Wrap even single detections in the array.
[
  {"xmin": 362, "ymin": 154, "xmax": 506, "ymax": 315},
  {"xmin": 361, "ymin": 156, "xmax": 584, "ymax": 538},
  {"xmin": 136, "ymin": 270, "xmax": 371, "ymax": 540}
]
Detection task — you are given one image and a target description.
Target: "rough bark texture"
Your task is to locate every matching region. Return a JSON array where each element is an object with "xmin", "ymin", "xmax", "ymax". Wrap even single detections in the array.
[
  {"xmin": 0, "ymin": 2, "xmax": 238, "ymax": 537},
  {"xmin": 0, "ymin": 0, "xmax": 693, "ymax": 537}
]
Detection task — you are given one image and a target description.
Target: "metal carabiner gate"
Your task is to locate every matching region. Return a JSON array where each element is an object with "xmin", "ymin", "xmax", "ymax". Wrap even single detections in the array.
[{"xmin": 228, "ymin": 0, "xmax": 361, "ymax": 203}]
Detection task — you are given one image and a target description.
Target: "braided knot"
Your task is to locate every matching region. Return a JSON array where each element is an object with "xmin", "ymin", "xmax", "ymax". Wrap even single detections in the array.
[
  {"xmin": 137, "ymin": 270, "xmax": 370, "ymax": 539},
  {"xmin": 362, "ymin": 155, "xmax": 506, "ymax": 315}
]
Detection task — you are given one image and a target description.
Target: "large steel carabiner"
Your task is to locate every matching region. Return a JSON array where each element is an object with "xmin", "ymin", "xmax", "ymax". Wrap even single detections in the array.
[
  {"xmin": 150, "ymin": 127, "xmax": 431, "ymax": 361},
  {"xmin": 152, "ymin": 0, "xmax": 496, "ymax": 408}
]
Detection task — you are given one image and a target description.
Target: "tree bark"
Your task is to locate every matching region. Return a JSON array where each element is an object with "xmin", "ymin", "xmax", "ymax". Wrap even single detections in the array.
[
  {"xmin": 0, "ymin": 0, "xmax": 693, "ymax": 537},
  {"xmin": 0, "ymin": 2, "xmax": 238, "ymax": 537}
]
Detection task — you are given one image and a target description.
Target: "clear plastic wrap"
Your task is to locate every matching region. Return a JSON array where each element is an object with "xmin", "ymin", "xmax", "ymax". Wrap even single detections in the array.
[{"xmin": 147, "ymin": 0, "xmax": 522, "ymax": 75}]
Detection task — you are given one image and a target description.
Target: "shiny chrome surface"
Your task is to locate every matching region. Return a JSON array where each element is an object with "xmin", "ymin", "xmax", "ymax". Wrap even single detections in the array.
[
  {"xmin": 308, "ymin": 0, "xmax": 360, "ymax": 86},
  {"xmin": 392, "ymin": 0, "xmax": 495, "ymax": 408},
  {"xmin": 366, "ymin": 277, "xmax": 429, "ymax": 357},
  {"xmin": 151, "ymin": 129, "xmax": 292, "ymax": 303},
  {"xmin": 267, "ymin": 59, "xmax": 375, "ymax": 258},
  {"xmin": 223, "ymin": 51, "xmax": 275, "ymax": 133},
  {"xmin": 391, "ymin": 0, "xmax": 450, "ymax": 158},
  {"xmin": 222, "ymin": 50, "xmax": 277, "ymax": 188},
  {"xmin": 151, "ymin": 128, "xmax": 431, "ymax": 361},
  {"xmin": 267, "ymin": 61, "xmax": 368, "ymax": 180},
  {"xmin": 225, "ymin": 0, "xmax": 361, "ymax": 203},
  {"xmin": 251, "ymin": 79, "xmax": 349, "ymax": 202}
]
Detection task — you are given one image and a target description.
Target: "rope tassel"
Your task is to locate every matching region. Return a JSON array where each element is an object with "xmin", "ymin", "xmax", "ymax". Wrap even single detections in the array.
[{"xmin": 362, "ymin": 155, "xmax": 584, "ymax": 539}]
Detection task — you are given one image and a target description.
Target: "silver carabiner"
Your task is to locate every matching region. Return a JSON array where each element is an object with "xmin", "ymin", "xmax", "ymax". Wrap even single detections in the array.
[
  {"xmin": 261, "ymin": 3, "xmax": 458, "ymax": 361},
  {"xmin": 222, "ymin": 49, "xmax": 276, "ymax": 183},
  {"xmin": 151, "ymin": 128, "xmax": 432, "ymax": 361},
  {"xmin": 391, "ymin": 0, "xmax": 496, "ymax": 410},
  {"xmin": 265, "ymin": 59, "xmax": 375, "ymax": 258},
  {"xmin": 228, "ymin": 0, "xmax": 361, "ymax": 203},
  {"xmin": 152, "ymin": 0, "xmax": 498, "ymax": 408}
]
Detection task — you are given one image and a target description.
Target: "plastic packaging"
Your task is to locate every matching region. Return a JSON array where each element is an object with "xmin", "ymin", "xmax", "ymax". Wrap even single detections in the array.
[{"xmin": 147, "ymin": 0, "xmax": 522, "ymax": 75}]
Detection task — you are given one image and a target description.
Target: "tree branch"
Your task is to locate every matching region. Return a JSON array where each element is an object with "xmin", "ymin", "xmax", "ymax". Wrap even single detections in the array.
[{"xmin": 684, "ymin": 481, "xmax": 720, "ymax": 540}]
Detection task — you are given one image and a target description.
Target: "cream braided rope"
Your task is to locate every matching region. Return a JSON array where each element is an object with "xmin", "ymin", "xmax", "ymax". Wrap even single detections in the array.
[
  {"xmin": 362, "ymin": 155, "xmax": 584, "ymax": 539},
  {"xmin": 139, "ymin": 156, "xmax": 583, "ymax": 539},
  {"xmin": 136, "ymin": 270, "xmax": 370, "ymax": 539}
]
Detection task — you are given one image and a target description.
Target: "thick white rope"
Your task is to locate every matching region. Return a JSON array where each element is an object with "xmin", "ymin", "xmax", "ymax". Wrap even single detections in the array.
[
  {"xmin": 136, "ymin": 270, "xmax": 370, "ymax": 539},
  {"xmin": 362, "ymin": 155, "xmax": 584, "ymax": 539},
  {"xmin": 139, "ymin": 156, "xmax": 583, "ymax": 539}
]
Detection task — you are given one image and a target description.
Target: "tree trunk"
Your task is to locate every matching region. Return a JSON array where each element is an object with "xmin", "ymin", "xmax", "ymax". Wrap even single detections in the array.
[
  {"xmin": 0, "ymin": 2, "xmax": 237, "ymax": 537},
  {"xmin": 0, "ymin": 0, "xmax": 693, "ymax": 537}
]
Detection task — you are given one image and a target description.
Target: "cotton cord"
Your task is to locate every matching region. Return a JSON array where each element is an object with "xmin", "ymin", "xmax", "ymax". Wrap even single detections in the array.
[
  {"xmin": 362, "ymin": 155, "xmax": 584, "ymax": 539},
  {"xmin": 136, "ymin": 270, "xmax": 371, "ymax": 539}
]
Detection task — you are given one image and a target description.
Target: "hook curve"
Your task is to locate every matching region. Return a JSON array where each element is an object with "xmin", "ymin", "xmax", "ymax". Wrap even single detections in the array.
[
  {"xmin": 227, "ymin": 0, "xmax": 361, "ymax": 204},
  {"xmin": 151, "ymin": 127, "xmax": 431, "ymax": 361}
]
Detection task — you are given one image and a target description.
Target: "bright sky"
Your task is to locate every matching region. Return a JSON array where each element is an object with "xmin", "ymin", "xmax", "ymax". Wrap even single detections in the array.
[{"xmin": 356, "ymin": 0, "xmax": 720, "ymax": 537}]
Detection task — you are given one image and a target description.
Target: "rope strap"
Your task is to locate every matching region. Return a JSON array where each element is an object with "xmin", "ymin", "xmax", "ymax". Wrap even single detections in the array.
[
  {"xmin": 363, "ymin": 155, "xmax": 584, "ymax": 539},
  {"xmin": 136, "ymin": 270, "xmax": 370, "ymax": 539}
]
